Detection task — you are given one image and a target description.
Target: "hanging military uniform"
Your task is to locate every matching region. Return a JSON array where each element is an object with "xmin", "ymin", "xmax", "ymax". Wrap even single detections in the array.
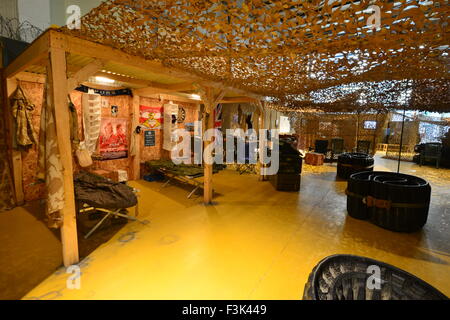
[
  {"xmin": 36, "ymin": 82, "xmax": 65, "ymax": 228},
  {"xmin": 10, "ymin": 85, "xmax": 37, "ymax": 149}
]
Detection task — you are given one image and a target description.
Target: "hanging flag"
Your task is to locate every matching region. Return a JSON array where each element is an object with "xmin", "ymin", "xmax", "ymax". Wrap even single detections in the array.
[
  {"xmin": 214, "ymin": 103, "xmax": 223, "ymax": 128},
  {"xmin": 139, "ymin": 105, "xmax": 163, "ymax": 129}
]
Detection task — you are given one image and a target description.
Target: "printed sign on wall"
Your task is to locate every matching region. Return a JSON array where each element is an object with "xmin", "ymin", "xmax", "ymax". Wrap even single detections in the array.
[{"xmin": 144, "ymin": 130, "xmax": 156, "ymax": 147}]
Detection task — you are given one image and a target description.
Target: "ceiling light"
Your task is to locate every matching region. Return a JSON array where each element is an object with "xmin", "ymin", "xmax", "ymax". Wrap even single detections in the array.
[
  {"xmin": 95, "ymin": 76, "xmax": 115, "ymax": 84},
  {"xmin": 190, "ymin": 94, "xmax": 201, "ymax": 100}
]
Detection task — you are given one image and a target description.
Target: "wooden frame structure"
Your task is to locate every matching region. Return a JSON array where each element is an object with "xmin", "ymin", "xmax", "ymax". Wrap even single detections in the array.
[{"xmin": 1, "ymin": 29, "xmax": 265, "ymax": 267}]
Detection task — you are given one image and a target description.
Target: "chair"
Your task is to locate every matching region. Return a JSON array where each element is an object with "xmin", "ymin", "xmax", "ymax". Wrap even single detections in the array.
[
  {"xmin": 329, "ymin": 138, "xmax": 345, "ymax": 161},
  {"xmin": 420, "ymin": 143, "xmax": 442, "ymax": 168},
  {"xmin": 356, "ymin": 140, "xmax": 371, "ymax": 154},
  {"xmin": 314, "ymin": 140, "xmax": 328, "ymax": 155}
]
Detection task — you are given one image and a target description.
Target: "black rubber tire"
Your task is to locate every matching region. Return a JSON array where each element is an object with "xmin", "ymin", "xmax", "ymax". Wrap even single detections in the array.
[
  {"xmin": 370, "ymin": 172, "xmax": 431, "ymax": 232},
  {"xmin": 278, "ymin": 141, "xmax": 302, "ymax": 174},
  {"xmin": 337, "ymin": 153, "xmax": 374, "ymax": 180},
  {"xmin": 337, "ymin": 153, "xmax": 352, "ymax": 179},
  {"xmin": 346, "ymin": 171, "xmax": 377, "ymax": 219},
  {"xmin": 346, "ymin": 171, "xmax": 431, "ymax": 232},
  {"xmin": 303, "ymin": 255, "xmax": 448, "ymax": 300}
]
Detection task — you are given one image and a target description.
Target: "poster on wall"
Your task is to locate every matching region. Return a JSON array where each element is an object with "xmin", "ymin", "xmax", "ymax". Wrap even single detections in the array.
[
  {"xmin": 111, "ymin": 105, "xmax": 119, "ymax": 117},
  {"xmin": 140, "ymin": 105, "xmax": 163, "ymax": 129},
  {"xmin": 99, "ymin": 118, "xmax": 128, "ymax": 160}
]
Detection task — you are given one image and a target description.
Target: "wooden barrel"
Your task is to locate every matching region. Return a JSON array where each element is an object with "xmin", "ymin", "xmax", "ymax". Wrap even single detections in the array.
[
  {"xmin": 346, "ymin": 171, "xmax": 431, "ymax": 232},
  {"xmin": 303, "ymin": 255, "xmax": 448, "ymax": 300},
  {"xmin": 337, "ymin": 153, "xmax": 374, "ymax": 179}
]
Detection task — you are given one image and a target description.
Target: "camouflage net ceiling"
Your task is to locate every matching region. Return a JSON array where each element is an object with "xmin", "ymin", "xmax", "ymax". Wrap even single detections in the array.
[{"xmin": 63, "ymin": 0, "xmax": 450, "ymax": 112}]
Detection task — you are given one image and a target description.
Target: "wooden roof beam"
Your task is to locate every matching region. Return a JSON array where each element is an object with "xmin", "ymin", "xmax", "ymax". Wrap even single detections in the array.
[
  {"xmin": 49, "ymin": 30, "xmax": 263, "ymax": 100},
  {"xmin": 96, "ymin": 72, "xmax": 194, "ymax": 93},
  {"xmin": 67, "ymin": 59, "xmax": 105, "ymax": 92},
  {"xmin": 134, "ymin": 83, "xmax": 195, "ymax": 96},
  {"xmin": 15, "ymin": 71, "xmax": 46, "ymax": 83},
  {"xmin": 220, "ymin": 96, "xmax": 258, "ymax": 104},
  {"xmin": 165, "ymin": 82, "xmax": 195, "ymax": 92},
  {"xmin": 95, "ymin": 71, "xmax": 156, "ymax": 87},
  {"xmin": 134, "ymin": 92, "xmax": 200, "ymax": 104},
  {"xmin": 4, "ymin": 32, "xmax": 50, "ymax": 79}
]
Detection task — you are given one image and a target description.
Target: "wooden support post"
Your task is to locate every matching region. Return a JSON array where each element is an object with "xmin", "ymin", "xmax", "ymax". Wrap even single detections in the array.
[
  {"xmin": 198, "ymin": 86, "xmax": 226, "ymax": 204},
  {"xmin": 372, "ymin": 111, "xmax": 381, "ymax": 155},
  {"xmin": 131, "ymin": 92, "xmax": 141, "ymax": 180},
  {"xmin": 204, "ymin": 104, "xmax": 214, "ymax": 204},
  {"xmin": 355, "ymin": 112, "xmax": 360, "ymax": 152},
  {"xmin": 256, "ymin": 101, "xmax": 266, "ymax": 181},
  {"xmin": 67, "ymin": 59, "xmax": 104, "ymax": 92},
  {"xmin": 48, "ymin": 46, "xmax": 79, "ymax": 267}
]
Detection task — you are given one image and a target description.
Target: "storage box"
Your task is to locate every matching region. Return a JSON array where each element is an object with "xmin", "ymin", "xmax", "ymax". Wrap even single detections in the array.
[{"xmin": 305, "ymin": 152, "xmax": 325, "ymax": 166}]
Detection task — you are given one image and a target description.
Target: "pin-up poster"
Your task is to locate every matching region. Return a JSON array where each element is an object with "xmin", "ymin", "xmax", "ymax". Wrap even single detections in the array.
[
  {"xmin": 99, "ymin": 118, "xmax": 128, "ymax": 160},
  {"xmin": 139, "ymin": 105, "xmax": 163, "ymax": 129}
]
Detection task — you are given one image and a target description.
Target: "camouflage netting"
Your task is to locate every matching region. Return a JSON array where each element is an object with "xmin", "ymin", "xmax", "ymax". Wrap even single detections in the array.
[
  {"xmin": 288, "ymin": 111, "xmax": 389, "ymax": 151},
  {"xmin": 63, "ymin": 0, "xmax": 449, "ymax": 112}
]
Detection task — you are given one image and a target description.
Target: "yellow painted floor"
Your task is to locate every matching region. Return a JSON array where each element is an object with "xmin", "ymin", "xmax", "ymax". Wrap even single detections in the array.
[{"xmin": 24, "ymin": 155, "xmax": 450, "ymax": 299}]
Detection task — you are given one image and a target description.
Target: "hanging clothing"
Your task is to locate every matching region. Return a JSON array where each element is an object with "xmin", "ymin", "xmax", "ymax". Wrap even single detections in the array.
[
  {"xmin": 221, "ymin": 103, "xmax": 237, "ymax": 131},
  {"xmin": 68, "ymin": 97, "xmax": 80, "ymax": 149},
  {"xmin": 0, "ymin": 100, "xmax": 15, "ymax": 212},
  {"xmin": 246, "ymin": 114, "xmax": 253, "ymax": 130},
  {"xmin": 10, "ymin": 85, "xmax": 37, "ymax": 149},
  {"xmin": 37, "ymin": 82, "xmax": 65, "ymax": 228}
]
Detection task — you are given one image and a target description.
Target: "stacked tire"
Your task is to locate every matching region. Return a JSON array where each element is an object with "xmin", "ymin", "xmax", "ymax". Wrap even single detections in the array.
[
  {"xmin": 337, "ymin": 153, "xmax": 374, "ymax": 180},
  {"xmin": 303, "ymin": 255, "xmax": 448, "ymax": 300},
  {"xmin": 270, "ymin": 140, "xmax": 302, "ymax": 191},
  {"xmin": 346, "ymin": 171, "xmax": 431, "ymax": 232}
]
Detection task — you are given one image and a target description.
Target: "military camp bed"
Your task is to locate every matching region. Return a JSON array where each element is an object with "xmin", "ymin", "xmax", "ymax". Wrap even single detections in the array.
[{"xmin": 146, "ymin": 160, "xmax": 225, "ymax": 199}]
